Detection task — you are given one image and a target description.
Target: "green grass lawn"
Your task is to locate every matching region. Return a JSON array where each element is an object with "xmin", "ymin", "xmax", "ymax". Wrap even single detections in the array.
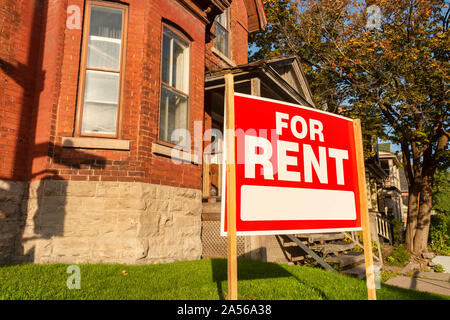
[{"xmin": 0, "ymin": 258, "xmax": 447, "ymax": 300}]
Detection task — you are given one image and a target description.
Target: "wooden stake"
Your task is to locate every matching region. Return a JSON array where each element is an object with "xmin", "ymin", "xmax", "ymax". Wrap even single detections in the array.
[
  {"xmin": 353, "ymin": 119, "xmax": 377, "ymax": 300},
  {"xmin": 224, "ymin": 73, "xmax": 238, "ymax": 300}
]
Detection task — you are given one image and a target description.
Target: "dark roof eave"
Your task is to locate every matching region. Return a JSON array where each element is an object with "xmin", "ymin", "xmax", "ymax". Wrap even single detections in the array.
[
  {"xmin": 205, "ymin": 59, "xmax": 315, "ymax": 108},
  {"xmin": 366, "ymin": 160, "xmax": 389, "ymax": 180}
]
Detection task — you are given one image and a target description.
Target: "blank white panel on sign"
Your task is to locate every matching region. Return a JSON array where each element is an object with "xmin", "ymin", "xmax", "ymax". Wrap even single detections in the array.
[{"xmin": 240, "ymin": 185, "xmax": 356, "ymax": 221}]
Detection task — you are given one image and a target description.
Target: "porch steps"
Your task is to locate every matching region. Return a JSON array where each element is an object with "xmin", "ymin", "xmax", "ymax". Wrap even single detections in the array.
[
  {"xmin": 276, "ymin": 233, "xmax": 373, "ymax": 278},
  {"xmin": 201, "ymin": 201, "xmax": 221, "ymax": 221},
  {"xmin": 324, "ymin": 252, "xmax": 366, "ymax": 268},
  {"xmin": 297, "ymin": 233, "xmax": 345, "ymax": 243},
  {"xmin": 308, "ymin": 242, "xmax": 356, "ymax": 255},
  {"xmin": 202, "ymin": 201, "xmax": 221, "ymax": 213},
  {"xmin": 265, "ymin": 235, "xmax": 308, "ymax": 264}
]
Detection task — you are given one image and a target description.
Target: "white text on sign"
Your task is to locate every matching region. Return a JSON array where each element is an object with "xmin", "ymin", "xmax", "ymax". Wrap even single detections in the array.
[{"xmin": 244, "ymin": 112, "xmax": 349, "ymax": 185}]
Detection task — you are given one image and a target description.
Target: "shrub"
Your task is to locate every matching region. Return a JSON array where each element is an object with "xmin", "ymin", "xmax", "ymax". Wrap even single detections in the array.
[
  {"xmin": 389, "ymin": 218, "xmax": 404, "ymax": 244},
  {"xmin": 433, "ymin": 264, "xmax": 445, "ymax": 273},
  {"xmin": 429, "ymin": 210, "xmax": 450, "ymax": 255},
  {"xmin": 385, "ymin": 245, "xmax": 411, "ymax": 266},
  {"xmin": 429, "ymin": 169, "xmax": 450, "ymax": 255}
]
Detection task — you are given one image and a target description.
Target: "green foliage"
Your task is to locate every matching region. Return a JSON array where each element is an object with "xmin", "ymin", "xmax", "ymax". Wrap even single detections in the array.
[
  {"xmin": 385, "ymin": 245, "xmax": 411, "ymax": 266},
  {"xmin": 381, "ymin": 270, "xmax": 401, "ymax": 283},
  {"xmin": 389, "ymin": 217, "xmax": 405, "ymax": 245},
  {"xmin": 429, "ymin": 169, "xmax": 450, "ymax": 255},
  {"xmin": 433, "ymin": 169, "xmax": 450, "ymax": 215},
  {"xmin": 432, "ymin": 263, "xmax": 445, "ymax": 273},
  {"xmin": 429, "ymin": 211, "xmax": 450, "ymax": 255},
  {"xmin": 251, "ymin": 1, "xmax": 449, "ymax": 148},
  {"xmin": 0, "ymin": 259, "xmax": 447, "ymax": 300}
]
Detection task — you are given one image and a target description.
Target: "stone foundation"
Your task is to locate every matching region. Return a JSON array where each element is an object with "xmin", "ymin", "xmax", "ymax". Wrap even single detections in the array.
[
  {"xmin": 1, "ymin": 180, "xmax": 202, "ymax": 264},
  {"xmin": 0, "ymin": 180, "xmax": 28, "ymax": 264}
]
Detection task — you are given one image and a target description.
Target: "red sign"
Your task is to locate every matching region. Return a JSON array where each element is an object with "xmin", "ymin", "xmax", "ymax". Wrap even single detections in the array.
[{"xmin": 221, "ymin": 93, "xmax": 362, "ymax": 235}]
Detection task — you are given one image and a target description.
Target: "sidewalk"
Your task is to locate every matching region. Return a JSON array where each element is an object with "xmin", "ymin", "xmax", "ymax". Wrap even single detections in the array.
[
  {"xmin": 385, "ymin": 271, "xmax": 450, "ymax": 296},
  {"xmin": 432, "ymin": 256, "xmax": 450, "ymax": 273}
]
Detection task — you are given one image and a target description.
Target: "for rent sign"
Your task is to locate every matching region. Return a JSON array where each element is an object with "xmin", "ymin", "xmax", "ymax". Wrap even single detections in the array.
[{"xmin": 221, "ymin": 93, "xmax": 363, "ymax": 235}]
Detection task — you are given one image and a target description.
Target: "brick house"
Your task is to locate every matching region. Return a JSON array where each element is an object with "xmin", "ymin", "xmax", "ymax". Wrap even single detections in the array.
[
  {"xmin": 0, "ymin": 0, "xmax": 267, "ymax": 264},
  {"xmin": 0, "ymin": 0, "xmax": 316, "ymax": 265}
]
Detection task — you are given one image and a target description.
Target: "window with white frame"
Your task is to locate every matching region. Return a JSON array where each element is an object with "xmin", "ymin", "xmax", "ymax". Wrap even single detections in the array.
[
  {"xmin": 159, "ymin": 25, "xmax": 190, "ymax": 145},
  {"xmin": 214, "ymin": 9, "xmax": 229, "ymax": 57}
]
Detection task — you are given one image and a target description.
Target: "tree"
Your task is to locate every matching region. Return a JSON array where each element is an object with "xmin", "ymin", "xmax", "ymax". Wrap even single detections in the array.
[{"xmin": 250, "ymin": 0, "xmax": 449, "ymax": 254}]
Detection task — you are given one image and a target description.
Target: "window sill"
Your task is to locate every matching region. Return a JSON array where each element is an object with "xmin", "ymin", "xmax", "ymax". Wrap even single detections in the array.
[
  {"xmin": 211, "ymin": 46, "xmax": 236, "ymax": 67},
  {"xmin": 62, "ymin": 137, "xmax": 130, "ymax": 150},
  {"xmin": 152, "ymin": 143, "xmax": 199, "ymax": 164}
]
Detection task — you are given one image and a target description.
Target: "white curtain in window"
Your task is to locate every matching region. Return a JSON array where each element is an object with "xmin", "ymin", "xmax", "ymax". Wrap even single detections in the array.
[
  {"xmin": 160, "ymin": 85, "xmax": 188, "ymax": 145},
  {"xmin": 87, "ymin": 6, "xmax": 123, "ymax": 70},
  {"xmin": 82, "ymin": 70, "xmax": 119, "ymax": 134},
  {"xmin": 172, "ymin": 40, "xmax": 187, "ymax": 92},
  {"xmin": 161, "ymin": 28, "xmax": 189, "ymax": 94}
]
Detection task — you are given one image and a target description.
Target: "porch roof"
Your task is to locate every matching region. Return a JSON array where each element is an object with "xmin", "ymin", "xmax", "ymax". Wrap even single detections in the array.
[{"xmin": 205, "ymin": 55, "xmax": 316, "ymax": 109}]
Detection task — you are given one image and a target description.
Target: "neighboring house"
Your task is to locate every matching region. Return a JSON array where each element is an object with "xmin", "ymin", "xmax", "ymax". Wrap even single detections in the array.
[
  {"xmin": 365, "ymin": 148, "xmax": 388, "ymax": 216},
  {"xmin": 0, "ymin": 0, "xmax": 267, "ymax": 264},
  {"xmin": 356, "ymin": 142, "xmax": 403, "ymax": 244},
  {"xmin": 364, "ymin": 143, "xmax": 390, "ymax": 242},
  {"xmin": 378, "ymin": 143, "xmax": 407, "ymax": 224},
  {"xmin": 398, "ymin": 163, "xmax": 409, "ymax": 226}
]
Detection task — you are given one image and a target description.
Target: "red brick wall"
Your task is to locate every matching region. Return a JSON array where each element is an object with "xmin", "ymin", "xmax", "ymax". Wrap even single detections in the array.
[
  {"xmin": 0, "ymin": 0, "xmax": 44, "ymax": 181},
  {"xmin": 1, "ymin": 0, "xmax": 250, "ymax": 190},
  {"xmin": 140, "ymin": 0, "xmax": 205, "ymax": 189},
  {"xmin": 30, "ymin": 0, "xmax": 68, "ymax": 181},
  {"xmin": 0, "ymin": 0, "xmax": 207, "ymax": 190},
  {"xmin": 205, "ymin": 0, "xmax": 249, "ymax": 71},
  {"xmin": 231, "ymin": 0, "xmax": 250, "ymax": 65}
]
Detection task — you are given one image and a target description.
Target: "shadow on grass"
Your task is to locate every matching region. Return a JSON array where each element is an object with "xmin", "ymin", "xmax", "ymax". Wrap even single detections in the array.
[{"xmin": 211, "ymin": 258, "xmax": 328, "ymax": 300}]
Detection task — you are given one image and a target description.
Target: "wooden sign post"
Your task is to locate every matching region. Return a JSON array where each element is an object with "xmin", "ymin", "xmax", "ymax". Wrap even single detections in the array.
[
  {"xmin": 224, "ymin": 73, "xmax": 238, "ymax": 300},
  {"xmin": 353, "ymin": 119, "xmax": 377, "ymax": 300}
]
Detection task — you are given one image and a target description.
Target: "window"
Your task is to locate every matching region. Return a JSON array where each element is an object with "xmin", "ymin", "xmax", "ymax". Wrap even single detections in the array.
[
  {"xmin": 76, "ymin": 1, "xmax": 128, "ymax": 137},
  {"xmin": 159, "ymin": 25, "xmax": 190, "ymax": 146},
  {"xmin": 214, "ymin": 9, "xmax": 229, "ymax": 57}
]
